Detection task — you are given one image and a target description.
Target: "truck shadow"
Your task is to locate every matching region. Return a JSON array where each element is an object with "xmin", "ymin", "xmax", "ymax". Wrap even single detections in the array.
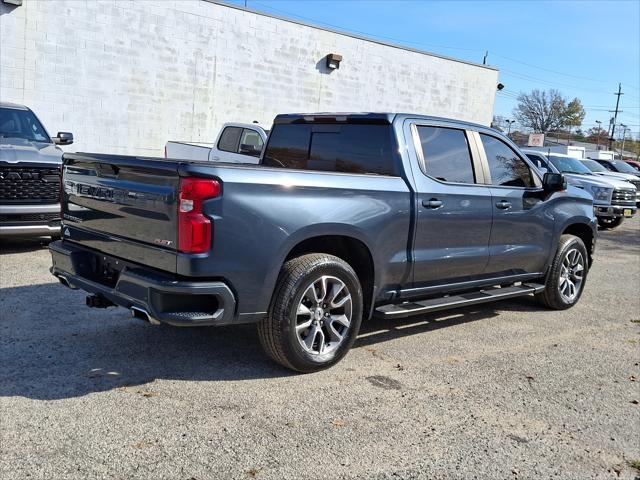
[
  {"xmin": 0, "ymin": 237, "xmax": 55, "ymax": 254},
  {"xmin": 0, "ymin": 282, "xmax": 539, "ymax": 401}
]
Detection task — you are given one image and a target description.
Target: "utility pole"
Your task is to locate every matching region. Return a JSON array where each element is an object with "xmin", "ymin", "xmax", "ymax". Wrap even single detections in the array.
[
  {"xmin": 483, "ymin": 51, "xmax": 488, "ymax": 65},
  {"xmin": 608, "ymin": 83, "xmax": 623, "ymax": 150},
  {"xmin": 595, "ymin": 120, "xmax": 602, "ymax": 149}
]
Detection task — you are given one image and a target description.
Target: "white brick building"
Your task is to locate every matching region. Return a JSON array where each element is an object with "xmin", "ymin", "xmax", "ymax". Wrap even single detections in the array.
[{"xmin": 0, "ymin": 0, "xmax": 499, "ymax": 156}]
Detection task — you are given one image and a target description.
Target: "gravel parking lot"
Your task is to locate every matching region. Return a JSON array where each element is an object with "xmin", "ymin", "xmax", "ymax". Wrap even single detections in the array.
[{"xmin": 1, "ymin": 218, "xmax": 639, "ymax": 480}]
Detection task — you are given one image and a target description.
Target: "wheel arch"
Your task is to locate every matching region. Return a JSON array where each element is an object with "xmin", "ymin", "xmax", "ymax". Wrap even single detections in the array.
[
  {"xmin": 284, "ymin": 235, "xmax": 376, "ymax": 320},
  {"xmin": 562, "ymin": 222, "xmax": 595, "ymax": 266}
]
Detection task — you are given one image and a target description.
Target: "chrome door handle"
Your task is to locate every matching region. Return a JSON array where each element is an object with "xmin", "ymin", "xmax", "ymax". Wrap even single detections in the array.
[
  {"xmin": 495, "ymin": 200, "xmax": 512, "ymax": 209},
  {"xmin": 422, "ymin": 199, "xmax": 443, "ymax": 209}
]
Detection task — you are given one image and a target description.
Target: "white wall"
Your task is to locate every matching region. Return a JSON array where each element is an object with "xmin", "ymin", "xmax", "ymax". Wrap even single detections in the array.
[{"xmin": 0, "ymin": 0, "xmax": 499, "ymax": 156}]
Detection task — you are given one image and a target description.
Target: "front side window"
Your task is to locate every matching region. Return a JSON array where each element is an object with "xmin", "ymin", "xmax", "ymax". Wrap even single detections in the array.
[
  {"xmin": 0, "ymin": 107, "xmax": 51, "ymax": 143},
  {"xmin": 238, "ymin": 129, "xmax": 264, "ymax": 157},
  {"xmin": 480, "ymin": 134, "xmax": 534, "ymax": 187},
  {"xmin": 416, "ymin": 126, "xmax": 475, "ymax": 184}
]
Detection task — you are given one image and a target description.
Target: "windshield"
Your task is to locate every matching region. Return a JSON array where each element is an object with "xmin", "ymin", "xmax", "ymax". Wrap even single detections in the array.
[
  {"xmin": 581, "ymin": 159, "xmax": 608, "ymax": 172},
  {"xmin": 609, "ymin": 160, "xmax": 639, "ymax": 174},
  {"xmin": 0, "ymin": 107, "xmax": 51, "ymax": 143},
  {"xmin": 548, "ymin": 155, "xmax": 592, "ymax": 174}
]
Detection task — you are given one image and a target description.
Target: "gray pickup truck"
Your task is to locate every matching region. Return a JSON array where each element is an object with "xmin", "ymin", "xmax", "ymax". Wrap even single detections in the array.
[
  {"xmin": 50, "ymin": 113, "xmax": 596, "ymax": 372},
  {"xmin": 0, "ymin": 102, "xmax": 73, "ymax": 237}
]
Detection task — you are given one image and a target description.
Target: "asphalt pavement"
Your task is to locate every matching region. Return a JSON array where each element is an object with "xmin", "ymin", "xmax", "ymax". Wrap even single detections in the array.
[{"xmin": 1, "ymin": 218, "xmax": 639, "ymax": 479}]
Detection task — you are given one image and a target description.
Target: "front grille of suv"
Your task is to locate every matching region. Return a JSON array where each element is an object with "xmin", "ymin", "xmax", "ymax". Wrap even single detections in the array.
[
  {"xmin": 611, "ymin": 188, "xmax": 636, "ymax": 206},
  {"xmin": 0, "ymin": 213, "xmax": 61, "ymax": 223},
  {"xmin": 628, "ymin": 179, "xmax": 640, "ymax": 200},
  {"xmin": 0, "ymin": 166, "xmax": 61, "ymax": 203}
]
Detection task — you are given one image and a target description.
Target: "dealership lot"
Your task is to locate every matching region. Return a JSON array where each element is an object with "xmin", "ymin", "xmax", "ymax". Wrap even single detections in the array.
[{"xmin": 0, "ymin": 219, "xmax": 638, "ymax": 479}]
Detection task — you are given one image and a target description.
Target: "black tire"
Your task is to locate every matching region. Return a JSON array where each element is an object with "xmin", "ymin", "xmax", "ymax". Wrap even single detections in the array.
[
  {"xmin": 536, "ymin": 234, "xmax": 589, "ymax": 310},
  {"xmin": 257, "ymin": 253, "xmax": 363, "ymax": 373},
  {"xmin": 598, "ymin": 217, "xmax": 623, "ymax": 229}
]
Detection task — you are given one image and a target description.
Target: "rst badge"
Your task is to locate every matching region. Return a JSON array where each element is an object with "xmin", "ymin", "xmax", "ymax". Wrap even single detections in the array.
[{"xmin": 153, "ymin": 238, "xmax": 173, "ymax": 247}]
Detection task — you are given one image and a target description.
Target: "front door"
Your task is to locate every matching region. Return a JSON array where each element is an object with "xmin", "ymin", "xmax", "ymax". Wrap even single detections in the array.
[
  {"xmin": 476, "ymin": 133, "xmax": 555, "ymax": 275},
  {"xmin": 408, "ymin": 123, "xmax": 493, "ymax": 286}
]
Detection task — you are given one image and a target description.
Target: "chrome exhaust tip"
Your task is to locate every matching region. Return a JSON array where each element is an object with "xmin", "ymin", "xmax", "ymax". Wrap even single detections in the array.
[{"xmin": 130, "ymin": 306, "xmax": 161, "ymax": 325}]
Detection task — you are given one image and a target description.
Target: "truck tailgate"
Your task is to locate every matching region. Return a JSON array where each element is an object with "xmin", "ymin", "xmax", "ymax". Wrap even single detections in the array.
[{"xmin": 62, "ymin": 153, "xmax": 181, "ymax": 272}]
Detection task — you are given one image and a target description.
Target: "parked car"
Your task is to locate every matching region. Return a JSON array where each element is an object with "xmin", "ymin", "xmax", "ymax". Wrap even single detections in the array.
[
  {"xmin": 165, "ymin": 123, "xmax": 268, "ymax": 163},
  {"xmin": 579, "ymin": 159, "xmax": 640, "ymax": 206},
  {"xmin": 0, "ymin": 102, "xmax": 73, "ymax": 238},
  {"xmin": 524, "ymin": 150, "xmax": 637, "ymax": 229},
  {"xmin": 623, "ymin": 159, "xmax": 640, "ymax": 171},
  {"xmin": 594, "ymin": 158, "xmax": 640, "ymax": 178},
  {"xmin": 51, "ymin": 113, "xmax": 596, "ymax": 372}
]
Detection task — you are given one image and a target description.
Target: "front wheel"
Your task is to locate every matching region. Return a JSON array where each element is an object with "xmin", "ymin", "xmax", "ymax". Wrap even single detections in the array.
[
  {"xmin": 598, "ymin": 217, "xmax": 624, "ymax": 229},
  {"xmin": 536, "ymin": 234, "xmax": 589, "ymax": 310},
  {"xmin": 258, "ymin": 253, "xmax": 363, "ymax": 373}
]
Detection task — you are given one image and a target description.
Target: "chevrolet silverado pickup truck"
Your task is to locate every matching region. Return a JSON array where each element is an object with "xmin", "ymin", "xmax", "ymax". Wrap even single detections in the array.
[
  {"xmin": 50, "ymin": 113, "xmax": 596, "ymax": 372},
  {"xmin": 0, "ymin": 102, "xmax": 73, "ymax": 237}
]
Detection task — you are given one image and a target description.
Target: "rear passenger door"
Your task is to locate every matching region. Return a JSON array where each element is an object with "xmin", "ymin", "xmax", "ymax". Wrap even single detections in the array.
[
  {"xmin": 476, "ymin": 133, "xmax": 554, "ymax": 275},
  {"xmin": 408, "ymin": 122, "xmax": 493, "ymax": 285},
  {"xmin": 212, "ymin": 126, "xmax": 264, "ymax": 163}
]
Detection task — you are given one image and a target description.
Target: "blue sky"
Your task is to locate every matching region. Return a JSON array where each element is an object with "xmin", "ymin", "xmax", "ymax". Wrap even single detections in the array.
[{"xmin": 226, "ymin": 0, "xmax": 640, "ymax": 138}]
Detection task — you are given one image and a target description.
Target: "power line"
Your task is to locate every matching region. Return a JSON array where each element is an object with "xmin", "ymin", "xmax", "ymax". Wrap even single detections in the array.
[
  {"xmin": 244, "ymin": 1, "xmax": 640, "ymax": 93},
  {"xmin": 251, "ymin": 1, "xmax": 483, "ymax": 52}
]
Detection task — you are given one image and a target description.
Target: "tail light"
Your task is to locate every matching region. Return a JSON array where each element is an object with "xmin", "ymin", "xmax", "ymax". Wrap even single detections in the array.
[{"xmin": 178, "ymin": 177, "xmax": 221, "ymax": 254}]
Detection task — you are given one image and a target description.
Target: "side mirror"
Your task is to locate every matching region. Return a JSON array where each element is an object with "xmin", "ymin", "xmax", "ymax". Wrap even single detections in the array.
[
  {"xmin": 53, "ymin": 132, "xmax": 73, "ymax": 145},
  {"xmin": 239, "ymin": 143, "xmax": 261, "ymax": 157},
  {"xmin": 543, "ymin": 172, "xmax": 566, "ymax": 193}
]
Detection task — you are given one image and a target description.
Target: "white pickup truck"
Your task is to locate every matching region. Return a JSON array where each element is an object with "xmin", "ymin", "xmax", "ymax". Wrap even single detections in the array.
[{"xmin": 165, "ymin": 123, "xmax": 268, "ymax": 163}]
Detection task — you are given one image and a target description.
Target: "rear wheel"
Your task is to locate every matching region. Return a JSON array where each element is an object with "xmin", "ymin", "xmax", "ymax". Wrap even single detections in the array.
[
  {"xmin": 536, "ymin": 234, "xmax": 588, "ymax": 310},
  {"xmin": 597, "ymin": 217, "xmax": 623, "ymax": 229},
  {"xmin": 257, "ymin": 254, "xmax": 363, "ymax": 373}
]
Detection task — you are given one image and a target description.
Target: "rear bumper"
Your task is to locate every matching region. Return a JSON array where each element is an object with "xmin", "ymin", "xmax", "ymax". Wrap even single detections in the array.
[
  {"xmin": 49, "ymin": 240, "xmax": 237, "ymax": 326},
  {"xmin": 594, "ymin": 205, "xmax": 636, "ymax": 218}
]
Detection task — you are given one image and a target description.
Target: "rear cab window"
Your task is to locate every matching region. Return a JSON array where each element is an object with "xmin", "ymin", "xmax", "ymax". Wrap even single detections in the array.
[
  {"xmin": 262, "ymin": 123, "xmax": 398, "ymax": 176},
  {"xmin": 217, "ymin": 126, "xmax": 243, "ymax": 153}
]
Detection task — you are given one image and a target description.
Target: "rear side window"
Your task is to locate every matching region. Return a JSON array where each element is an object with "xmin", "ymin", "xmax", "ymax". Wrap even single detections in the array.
[
  {"xmin": 217, "ymin": 126, "xmax": 243, "ymax": 153},
  {"xmin": 416, "ymin": 126, "xmax": 475, "ymax": 184},
  {"xmin": 480, "ymin": 134, "xmax": 534, "ymax": 188},
  {"xmin": 262, "ymin": 124, "xmax": 397, "ymax": 176}
]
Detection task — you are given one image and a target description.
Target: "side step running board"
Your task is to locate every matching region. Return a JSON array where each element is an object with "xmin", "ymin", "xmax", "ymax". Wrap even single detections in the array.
[{"xmin": 375, "ymin": 283, "xmax": 545, "ymax": 319}]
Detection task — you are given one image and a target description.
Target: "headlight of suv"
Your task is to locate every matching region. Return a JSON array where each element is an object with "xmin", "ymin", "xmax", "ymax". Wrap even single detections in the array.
[{"xmin": 589, "ymin": 185, "xmax": 612, "ymax": 202}]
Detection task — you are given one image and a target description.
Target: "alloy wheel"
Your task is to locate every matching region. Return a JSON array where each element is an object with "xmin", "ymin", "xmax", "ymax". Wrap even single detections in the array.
[{"xmin": 295, "ymin": 275, "xmax": 352, "ymax": 355}]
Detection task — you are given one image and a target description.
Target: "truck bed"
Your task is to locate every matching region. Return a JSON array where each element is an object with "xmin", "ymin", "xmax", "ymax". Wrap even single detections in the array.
[{"xmin": 59, "ymin": 151, "xmax": 412, "ymax": 315}]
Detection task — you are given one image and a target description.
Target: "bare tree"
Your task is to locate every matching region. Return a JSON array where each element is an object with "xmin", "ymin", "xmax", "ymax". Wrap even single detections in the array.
[{"xmin": 513, "ymin": 89, "xmax": 584, "ymax": 133}]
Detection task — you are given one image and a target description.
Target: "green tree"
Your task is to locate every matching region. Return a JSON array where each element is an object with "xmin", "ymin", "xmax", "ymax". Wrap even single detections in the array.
[
  {"xmin": 564, "ymin": 98, "xmax": 586, "ymax": 133},
  {"xmin": 513, "ymin": 89, "xmax": 585, "ymax": 133}
]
